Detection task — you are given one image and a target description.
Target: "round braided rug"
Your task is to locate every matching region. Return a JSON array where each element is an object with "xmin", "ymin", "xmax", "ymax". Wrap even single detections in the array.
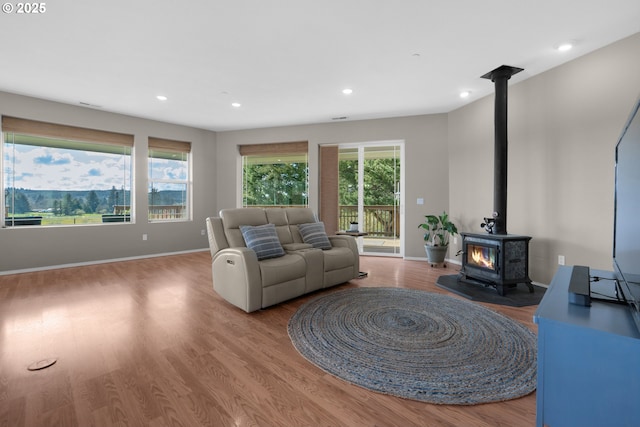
[{"xmin": 287, "ymin": 287, "xmax": 537, "ymax": 405}]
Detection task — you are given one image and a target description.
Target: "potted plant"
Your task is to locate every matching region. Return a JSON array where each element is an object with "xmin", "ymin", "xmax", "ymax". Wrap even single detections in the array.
[{"xmin": 418, "ymin": 211, "xmax": 458, "ymax": 265}]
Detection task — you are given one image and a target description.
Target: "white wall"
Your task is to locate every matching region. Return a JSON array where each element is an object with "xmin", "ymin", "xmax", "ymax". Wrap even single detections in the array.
[
  {"xmin": 0, "ymin": 91, "xmax": 217, "ymax": 272},
  {"xmin": 449, "ymin": 32, "xmax": 640, "ymax": 284}
]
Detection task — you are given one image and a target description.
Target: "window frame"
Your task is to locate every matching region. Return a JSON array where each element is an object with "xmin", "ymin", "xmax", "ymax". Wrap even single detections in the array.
[
  {"xmin": 147, "ymin": 137, "xmax": 192, "ymax": 222},
  {"xmin": 2, "ymin": 116, "xmax": 134, "ymax": 228},
  {"xmin": 239, "ymin": 141, "xmax": 309, "ymax": 208}
]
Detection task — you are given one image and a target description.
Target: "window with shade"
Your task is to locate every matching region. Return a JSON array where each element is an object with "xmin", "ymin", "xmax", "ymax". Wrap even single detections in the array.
[
  {"xmin": 240, "ymin": 141, "xmax": 308, "ymax": 207},
  {"xmin": 2, "ymin": 116, "xmax": 133, "ymax": 227},
  {"xmin": 148, "ymin": 137, "xmax": 191, "ymax": 221}
]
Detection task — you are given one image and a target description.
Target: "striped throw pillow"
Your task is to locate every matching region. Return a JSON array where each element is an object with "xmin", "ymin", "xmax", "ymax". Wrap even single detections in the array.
[
  {"xmin": 298, "ymin": 222, "xmax": 332, "ymax": 250},
  {"xmin": 240, "ymin": 224, "xmax": 285, "ymax": 260}
]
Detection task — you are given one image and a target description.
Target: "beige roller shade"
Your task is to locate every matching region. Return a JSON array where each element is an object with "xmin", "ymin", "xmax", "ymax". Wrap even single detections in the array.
[
  {"xmin": 2, "ymin": 116, "xmax": 133, "ymax": 147},
  {"xmin": 148, "ymin": 136, "xmax": 191, "ymax": 153},
  {"xmin": 239, "ymin": 141, "xmax": 307, "ymax": 156}
]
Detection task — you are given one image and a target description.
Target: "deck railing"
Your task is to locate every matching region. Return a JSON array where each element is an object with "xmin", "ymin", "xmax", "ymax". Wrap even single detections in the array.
[
  {"xmin": 339, "ymin": 205, "xmax": 399, "ymax": 237},
  {"xmin": 241, "ymin": 204, "xmax": 400, "ymax": 237},
  {"xmin": 114, "ymin": 205, "xmax": 186, "ymax": 220}
]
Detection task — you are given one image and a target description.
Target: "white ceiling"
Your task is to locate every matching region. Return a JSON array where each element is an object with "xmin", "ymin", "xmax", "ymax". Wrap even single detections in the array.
[{"xmin": 1, "ymin": 1, "xmax": 639, "ymax": 131}]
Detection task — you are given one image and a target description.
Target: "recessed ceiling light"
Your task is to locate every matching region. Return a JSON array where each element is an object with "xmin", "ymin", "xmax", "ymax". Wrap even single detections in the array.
[
  {"xmin": 460, "ymin": 91, "xmax": 471, "ymax": 98},
  {"xmin": 156, "ymin": 95, "xmax": 168, "ymax": 101},
  {"xmin": 557, "ymin": 43, "xmax": 573, "ymax": 52},
  {"xmin": 231, "ymin": 102, "xmax": 241, "ymax": 108},
  {"xmin": 342, "ymin": 88, "xmax": 353, "ymax": 95}
]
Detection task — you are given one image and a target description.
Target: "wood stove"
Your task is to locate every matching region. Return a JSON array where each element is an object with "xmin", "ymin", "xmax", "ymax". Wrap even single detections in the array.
[
  {"xmin": 459, "ymin": 232, "xmax": 533, "ymax": 296},
  {"xmin": 456, "ymin": 65, "xmax": 534, "ymax": 296}
]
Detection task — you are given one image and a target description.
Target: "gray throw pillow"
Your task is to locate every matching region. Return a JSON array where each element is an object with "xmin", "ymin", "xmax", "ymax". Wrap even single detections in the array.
[
  {"xmin": 240, "ymin": 224, "xmax": 285, "ymax": 260},
  {"xmin": 298, "ymin": 222, "xmax": 332, "ymax": 250}
]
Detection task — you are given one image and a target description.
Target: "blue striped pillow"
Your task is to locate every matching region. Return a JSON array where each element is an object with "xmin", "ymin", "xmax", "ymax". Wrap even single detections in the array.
[
  {"xmin": 298, "ymin": 222, "xmax": 332, "ymax": 250},
  {"xmin": 240, "ymin": 224, "xmax": 285, "ymax": 260}
]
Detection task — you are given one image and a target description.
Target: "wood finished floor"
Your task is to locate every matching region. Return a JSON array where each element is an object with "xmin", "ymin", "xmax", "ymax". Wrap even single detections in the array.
[{"xmin": 0, "ymin": 253, "xmax": 538, "ymax": 427}]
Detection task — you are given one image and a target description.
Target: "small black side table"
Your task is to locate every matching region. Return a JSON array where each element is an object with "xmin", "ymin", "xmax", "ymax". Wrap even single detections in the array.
[{"xmin": 336, "ymin": 231, "xmax": 368, "ymax": 278}]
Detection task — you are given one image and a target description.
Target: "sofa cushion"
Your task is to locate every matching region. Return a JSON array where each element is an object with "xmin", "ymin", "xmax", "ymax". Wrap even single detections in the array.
[
  {"xmin": 285, "ymin": 207, "xmax": 317, "ymax": 224},
  {"xmin": 286, "ymin": 208, "xmax": 318, "ymax": 243},
  {"xmin": 265, "ymin": 208, "xmax": 294, "ymax": 244},
  {"xmin": 240, "ymin": 224, "xmax": 285, "ymax": 260},
  {"xmin": 221, "ymin": 208, "xmax": 268, "ymax": 247},
  {"xmin": 259, "ymin": 253, "xmax": 307, "ymax": 288},
  {"xmin": 298, "ymin": 222, "xmax": 332, "ymax": 250}
]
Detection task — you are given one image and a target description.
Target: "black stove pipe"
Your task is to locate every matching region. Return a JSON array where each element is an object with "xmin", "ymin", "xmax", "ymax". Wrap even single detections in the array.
[{"xmin": 481, "ymin": 65, "xmax": 523, "ymax": 235}]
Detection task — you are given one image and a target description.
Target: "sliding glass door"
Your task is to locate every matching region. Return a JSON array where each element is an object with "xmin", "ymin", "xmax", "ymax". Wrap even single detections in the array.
[{"xmin": 338, "ymin": 142, "xmax": 403, "ymax": 256}]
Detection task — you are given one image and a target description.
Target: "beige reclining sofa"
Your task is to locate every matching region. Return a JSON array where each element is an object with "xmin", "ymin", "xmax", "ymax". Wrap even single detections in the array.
[{"xmin": 206, "ymin": 207, "xmax": 359, "ymax": 312}]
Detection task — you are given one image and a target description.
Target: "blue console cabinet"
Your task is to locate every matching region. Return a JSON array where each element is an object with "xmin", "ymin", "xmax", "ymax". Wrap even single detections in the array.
[{"xmin": 534, "ymin": 266, "xmax": 640, "ymax": 427}]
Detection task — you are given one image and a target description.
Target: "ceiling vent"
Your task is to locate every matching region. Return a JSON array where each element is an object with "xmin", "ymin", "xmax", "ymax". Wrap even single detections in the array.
[{"xmin": 79, "ymin": 101, "xmax": 103, "ymax": 109}]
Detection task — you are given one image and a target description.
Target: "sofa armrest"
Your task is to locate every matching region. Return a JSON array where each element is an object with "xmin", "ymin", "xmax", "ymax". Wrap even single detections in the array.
[
  {"xmin": 328, "ymin": 234, "xmax": 357, "ymax": 248},
  {"xmin": 206, "ymin": 217, "xmax": 229, "ymax": 256},
  {"xmin": 211, "ymin": 247, "xmax": 262, "ymax": 312},
  {"xmin": 328, "ymin": 235, "xmax": 360, "ymax": 277}
]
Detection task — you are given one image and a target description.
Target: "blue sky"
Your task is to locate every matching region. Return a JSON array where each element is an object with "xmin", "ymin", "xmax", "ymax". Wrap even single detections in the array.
[
  {"xmin": 5, "ymin": 143, "xmax": 187, "ymax": 192},
  {"xmin": 5, "ymin": 144, "xmax": 131, "ymax": 191}
]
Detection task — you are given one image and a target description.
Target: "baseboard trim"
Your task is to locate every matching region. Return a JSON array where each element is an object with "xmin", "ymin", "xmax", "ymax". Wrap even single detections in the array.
[{"xmin": 0, "ymin": 248, "xmax": 209, "ymax": 276}]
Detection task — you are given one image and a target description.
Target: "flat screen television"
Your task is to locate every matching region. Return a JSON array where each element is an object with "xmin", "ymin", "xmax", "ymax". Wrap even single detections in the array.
[{"xmin": 613, "ymin": 95, "xmax": 640, "ymax": 333}]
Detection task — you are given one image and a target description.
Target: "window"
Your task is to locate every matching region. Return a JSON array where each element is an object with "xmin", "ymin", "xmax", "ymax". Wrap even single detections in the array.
[
  {"xmin": 240, "ymin": 141, "xmax": 308, "ymax": 207},
  {"xmin": 2, "ymin": 116, "xmax": 133, "ymax": 227},
  {"xmin": 148, "ymin": 137, "xmax": 191, "ymax": 221}
]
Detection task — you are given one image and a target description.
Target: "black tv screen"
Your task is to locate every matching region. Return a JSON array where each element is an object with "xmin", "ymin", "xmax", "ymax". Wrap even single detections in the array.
[{"xmin": 613, "ymin": 95, "xmax": 640, "ymax": 332}]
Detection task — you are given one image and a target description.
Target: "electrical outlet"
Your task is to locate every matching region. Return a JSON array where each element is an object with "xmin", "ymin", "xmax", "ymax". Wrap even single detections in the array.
[
  {"xmin": 142, "ymin": 234, "xmax": 148, "ymax": 241},
  {"xmin": 558, "ymin": 255, "xmax": 565, "ymax": 265},
  {"xmin": 201, "ymin": 229, "xmax": 206, "ymax": 236},
  {"xmin": 453, "ymin": 237, "xmax": 458, "ymax": 245}
]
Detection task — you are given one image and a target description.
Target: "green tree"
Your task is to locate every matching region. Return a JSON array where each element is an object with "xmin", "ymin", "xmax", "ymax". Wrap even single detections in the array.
[
  {"xmin": 62, "ymin": 193, "xmax": 81, "ymax": 216},
  {"xmin": 53, "ymin": 199, "xmax": 61, "ymax": 216},
  {"xmin": 339, "ymin": 159, "xmax": 358, "ymax": 205},
  {"xmin": 62, "ymin": 193, "xmax": 73, "ymax": 216},
  {"xmin": 243, "ymin": 162, "xmax": 308, "ymax": 206},
  {"xmin": 108, "ymin": 186, "xmax": 118, "ymax": 212},
  {"xmin": 34, "ymin": 193, "xmax": 45, "ymax": 209},
  {"xmin": 7, "ymin": 189, "xmax": 32, "ymax": 214},
  {"xmin": 363, "ymin": 158, "xmax": 399, "ymax": 205},
  {"xmin": 85, "ymin": 190, "xmax": 100, "ymax": 213},
  {"xmin": 339, "ymin": 158, "xmax": 399, "ymax": 205}
]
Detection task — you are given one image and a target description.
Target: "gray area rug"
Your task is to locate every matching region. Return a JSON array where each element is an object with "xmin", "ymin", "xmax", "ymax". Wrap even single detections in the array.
[{"xmin": 287, "ymin": 287, "xmax": 537, "ymax": 405}]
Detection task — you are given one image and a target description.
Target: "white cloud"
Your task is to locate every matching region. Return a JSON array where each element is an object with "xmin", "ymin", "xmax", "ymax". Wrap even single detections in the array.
[{"xmin": 7, "ymin": 145, "xmax": 130, "ymax": 191}]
